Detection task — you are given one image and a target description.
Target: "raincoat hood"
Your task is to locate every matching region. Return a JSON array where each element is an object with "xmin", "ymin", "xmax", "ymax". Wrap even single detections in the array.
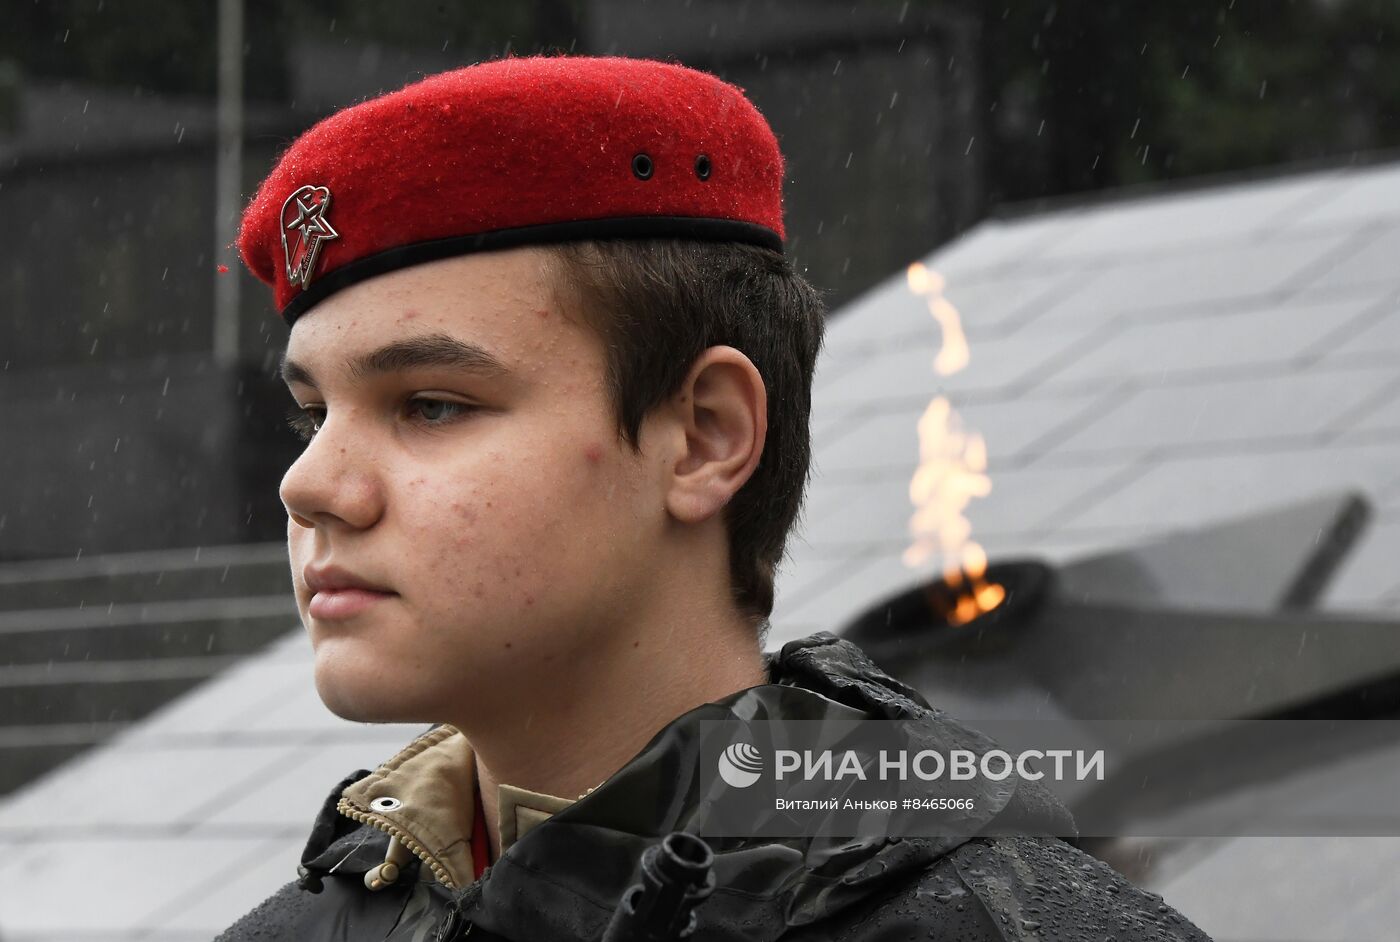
[{"xmin": 268, "ymin": 632, "xmax": 1080, "ymax": 941}]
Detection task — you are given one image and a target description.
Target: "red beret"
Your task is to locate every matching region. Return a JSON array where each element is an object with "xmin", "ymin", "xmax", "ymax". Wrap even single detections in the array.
[{"xmin": 237, "ymin": 55, "xmax": 787, "ymax": 323}]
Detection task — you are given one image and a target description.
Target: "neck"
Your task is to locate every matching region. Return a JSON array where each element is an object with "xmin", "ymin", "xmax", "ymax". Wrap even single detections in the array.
[{"xmin": 462, "ymin": 608, "xmax": 769, "ymax": 863}]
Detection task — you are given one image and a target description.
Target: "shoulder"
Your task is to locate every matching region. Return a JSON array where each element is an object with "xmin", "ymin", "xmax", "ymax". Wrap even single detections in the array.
[
  {"xmin": 214, "ymin": 874, "xmax": 430, "ymax": 942},
  {"xmin": 214, "ymin": 880, "xmax": 318, "ymax": 942},
  {"xmin": 803, "ymin": 836, "xmax": 1214, "ymax": 942}
]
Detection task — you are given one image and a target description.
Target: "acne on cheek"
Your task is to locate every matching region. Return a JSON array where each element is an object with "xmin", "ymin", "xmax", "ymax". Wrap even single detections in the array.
[
  {"xmin": 583, "ymin": 443, "xmax": 603, "ymax": 465},
  {"xmin": 449, "ymin": 501, "xmax": 479, "ymax": 526}
]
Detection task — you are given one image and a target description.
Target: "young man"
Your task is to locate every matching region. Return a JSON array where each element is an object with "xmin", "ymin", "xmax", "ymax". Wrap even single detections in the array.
[{"xmin": 220, "ymin": 56, "xmax": 1211, "ymax": 941}]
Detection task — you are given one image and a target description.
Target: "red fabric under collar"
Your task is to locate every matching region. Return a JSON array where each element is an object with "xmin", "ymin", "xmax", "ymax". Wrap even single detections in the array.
[{"xmin": 472, "ymin": 784, "xmax": 490, "ymax": 881}]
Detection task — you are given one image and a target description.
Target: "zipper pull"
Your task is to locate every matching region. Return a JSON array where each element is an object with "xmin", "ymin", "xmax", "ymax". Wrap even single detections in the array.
[
  {"xmin": 435, "ymin": 878, "xmax": 485, "ymax": 941},
  {"xmin": 364, "ymin": 835, "xmax": 413, "ymax": 891},
  {"xmin": 434, "ymin": 906, "xmax": 467, "ymax": 941}
]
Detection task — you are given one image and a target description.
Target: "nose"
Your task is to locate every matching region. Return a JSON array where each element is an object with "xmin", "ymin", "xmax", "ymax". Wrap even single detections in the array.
[{"xmin": 279, "ymin": 414, "xmax": 387, "ymax": 532}]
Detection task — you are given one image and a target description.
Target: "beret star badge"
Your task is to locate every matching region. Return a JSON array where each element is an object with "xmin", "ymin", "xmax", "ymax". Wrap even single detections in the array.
[{"xmin": 280, "ymin": 184, "xmax": 339, "ymax": 290}]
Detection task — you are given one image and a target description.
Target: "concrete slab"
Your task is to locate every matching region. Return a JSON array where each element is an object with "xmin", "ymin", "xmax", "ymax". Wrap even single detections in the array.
[
  {"xmin": 1299, "ymin": 221, "xmax": 1400, "ymax": 294},
  {"xmin": 816, "ymin": 391, "xmax": 1105, "ymax": 472},
  {"xmin": 1321, "ymin": 519, "xmax": 1400, "ymax": 612},
  {"xmin": 1339, "ymin": 386, "xmax": 1400, "ymax": 438},
  {"xmin": 1284, "ymin": 160, "xmax": 1400, "ymax": 230},
  {"xmin": 0, "ymin": 835, "xmax": 273, "ymax": 936},
  {"xmin": 818, "ymin": 317, "xmax": 1108, "ymax": 408},
  {"xmin": 1062, "ymin": 441, "xmax": 1400, "ymax": 534},
  {"xmin": 117, "ymin": 658, "xmax": 308, "ymax": 744},
  {"xmin": 1039, "ymin": 172, "xmax": 1344, "ymax": 261},
  {"xmin": 1033, "ymin": 231, "xmax": 1352, "ymax": 327},
  {"xmin": 1322, "ymin": 294, "xmax": 1400, "ymax": 363},
  {"xmin": 206, "ymin": 738, "xmax": 420, "ymax": 829},
  {"xmin": 1049, "ymin": 366, "xmax": 1397, "ymax": 458},
  {"xmin": 798, "ymin": 461, "xmax": 1137, "ymax": 551},
  {"xmin": 1034, "ymin": 293, "xmax": 1387, "ymax": 391},
  {"xmin": 144, "ymin": 834, "xmax": 305, "ymax": 936},
  {"xmin": 0, "ymin": 741, "xmax": 306, "ymax": 833}
]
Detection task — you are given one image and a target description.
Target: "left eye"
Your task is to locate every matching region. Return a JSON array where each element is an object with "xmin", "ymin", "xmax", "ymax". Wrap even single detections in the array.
[{"xmin": 406, "ymin": 398, "xmax": 470, "ymax": 423}]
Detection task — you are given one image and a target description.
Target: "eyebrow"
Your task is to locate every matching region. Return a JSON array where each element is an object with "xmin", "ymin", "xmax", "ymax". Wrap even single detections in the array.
[{"xmin": 280, "ymin": 333, "xmax": 511, "ymax": 387}]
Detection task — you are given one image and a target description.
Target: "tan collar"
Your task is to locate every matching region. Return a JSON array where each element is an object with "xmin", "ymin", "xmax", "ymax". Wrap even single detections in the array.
[{"xmin": 339, "ymin": 725, "xmax": 579, "ymax": 889}]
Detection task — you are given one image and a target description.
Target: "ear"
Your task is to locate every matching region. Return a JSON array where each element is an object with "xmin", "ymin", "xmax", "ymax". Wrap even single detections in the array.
[{"xmin": 661, "ymin": 346, "xmax": 768, "ymax": 525}]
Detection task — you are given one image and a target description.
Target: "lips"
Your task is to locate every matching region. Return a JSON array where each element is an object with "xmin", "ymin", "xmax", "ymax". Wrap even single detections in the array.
[{"xmin": 303, "ymin": 563, "xmax": 396, "ymax": 621}]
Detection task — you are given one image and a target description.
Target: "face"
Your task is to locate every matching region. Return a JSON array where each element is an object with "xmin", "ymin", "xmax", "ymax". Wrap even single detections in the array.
[{"xmin": 279, "ymin": 247, "xmax": 665, "ymax": 725}]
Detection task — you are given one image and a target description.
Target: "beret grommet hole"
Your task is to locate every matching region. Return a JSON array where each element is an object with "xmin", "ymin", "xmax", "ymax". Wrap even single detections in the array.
[
  {"xmin": 695, "ymin": 154, "xmax": 711, "ymax": 180},
  {"xmin": 631, "ymin": 153, "xmax": 654, "ymax": 180}
]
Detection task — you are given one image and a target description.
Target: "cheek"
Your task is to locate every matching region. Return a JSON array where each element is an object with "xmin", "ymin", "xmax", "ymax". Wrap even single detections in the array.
[
  {"xmin": 393, "ymin": 425, "xmax": 644, "ymax": 605},
  {"xmin": 401, "ymin": 470, "xmax": 549, "ymax": 596}
]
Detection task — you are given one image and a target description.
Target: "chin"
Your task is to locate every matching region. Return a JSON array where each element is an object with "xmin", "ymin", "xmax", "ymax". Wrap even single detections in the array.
[{"xmin": 311, "ymin": 651, "xmax": 430, "ymax": 725}]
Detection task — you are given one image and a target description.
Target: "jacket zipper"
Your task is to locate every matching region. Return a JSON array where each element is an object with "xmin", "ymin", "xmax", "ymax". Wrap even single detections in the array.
[{"xmin": 336, "ymin": 795, "xmax": 459, "ymax": 890}]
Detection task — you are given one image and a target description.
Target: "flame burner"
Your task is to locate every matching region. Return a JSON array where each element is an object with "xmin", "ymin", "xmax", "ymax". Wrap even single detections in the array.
[
  {"xmin": 832, "ymin": 496, "xmax": 1400, "ymax": 857},
  {"xmin": 843, "ymin": 559, "xmax": 1053, "ymax": 659}
]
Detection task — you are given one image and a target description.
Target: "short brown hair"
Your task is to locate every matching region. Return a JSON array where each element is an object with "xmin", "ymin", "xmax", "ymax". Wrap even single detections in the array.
[{"xmin": 550, "ymin": 240, "xmax": 826, "ymax": 626}]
